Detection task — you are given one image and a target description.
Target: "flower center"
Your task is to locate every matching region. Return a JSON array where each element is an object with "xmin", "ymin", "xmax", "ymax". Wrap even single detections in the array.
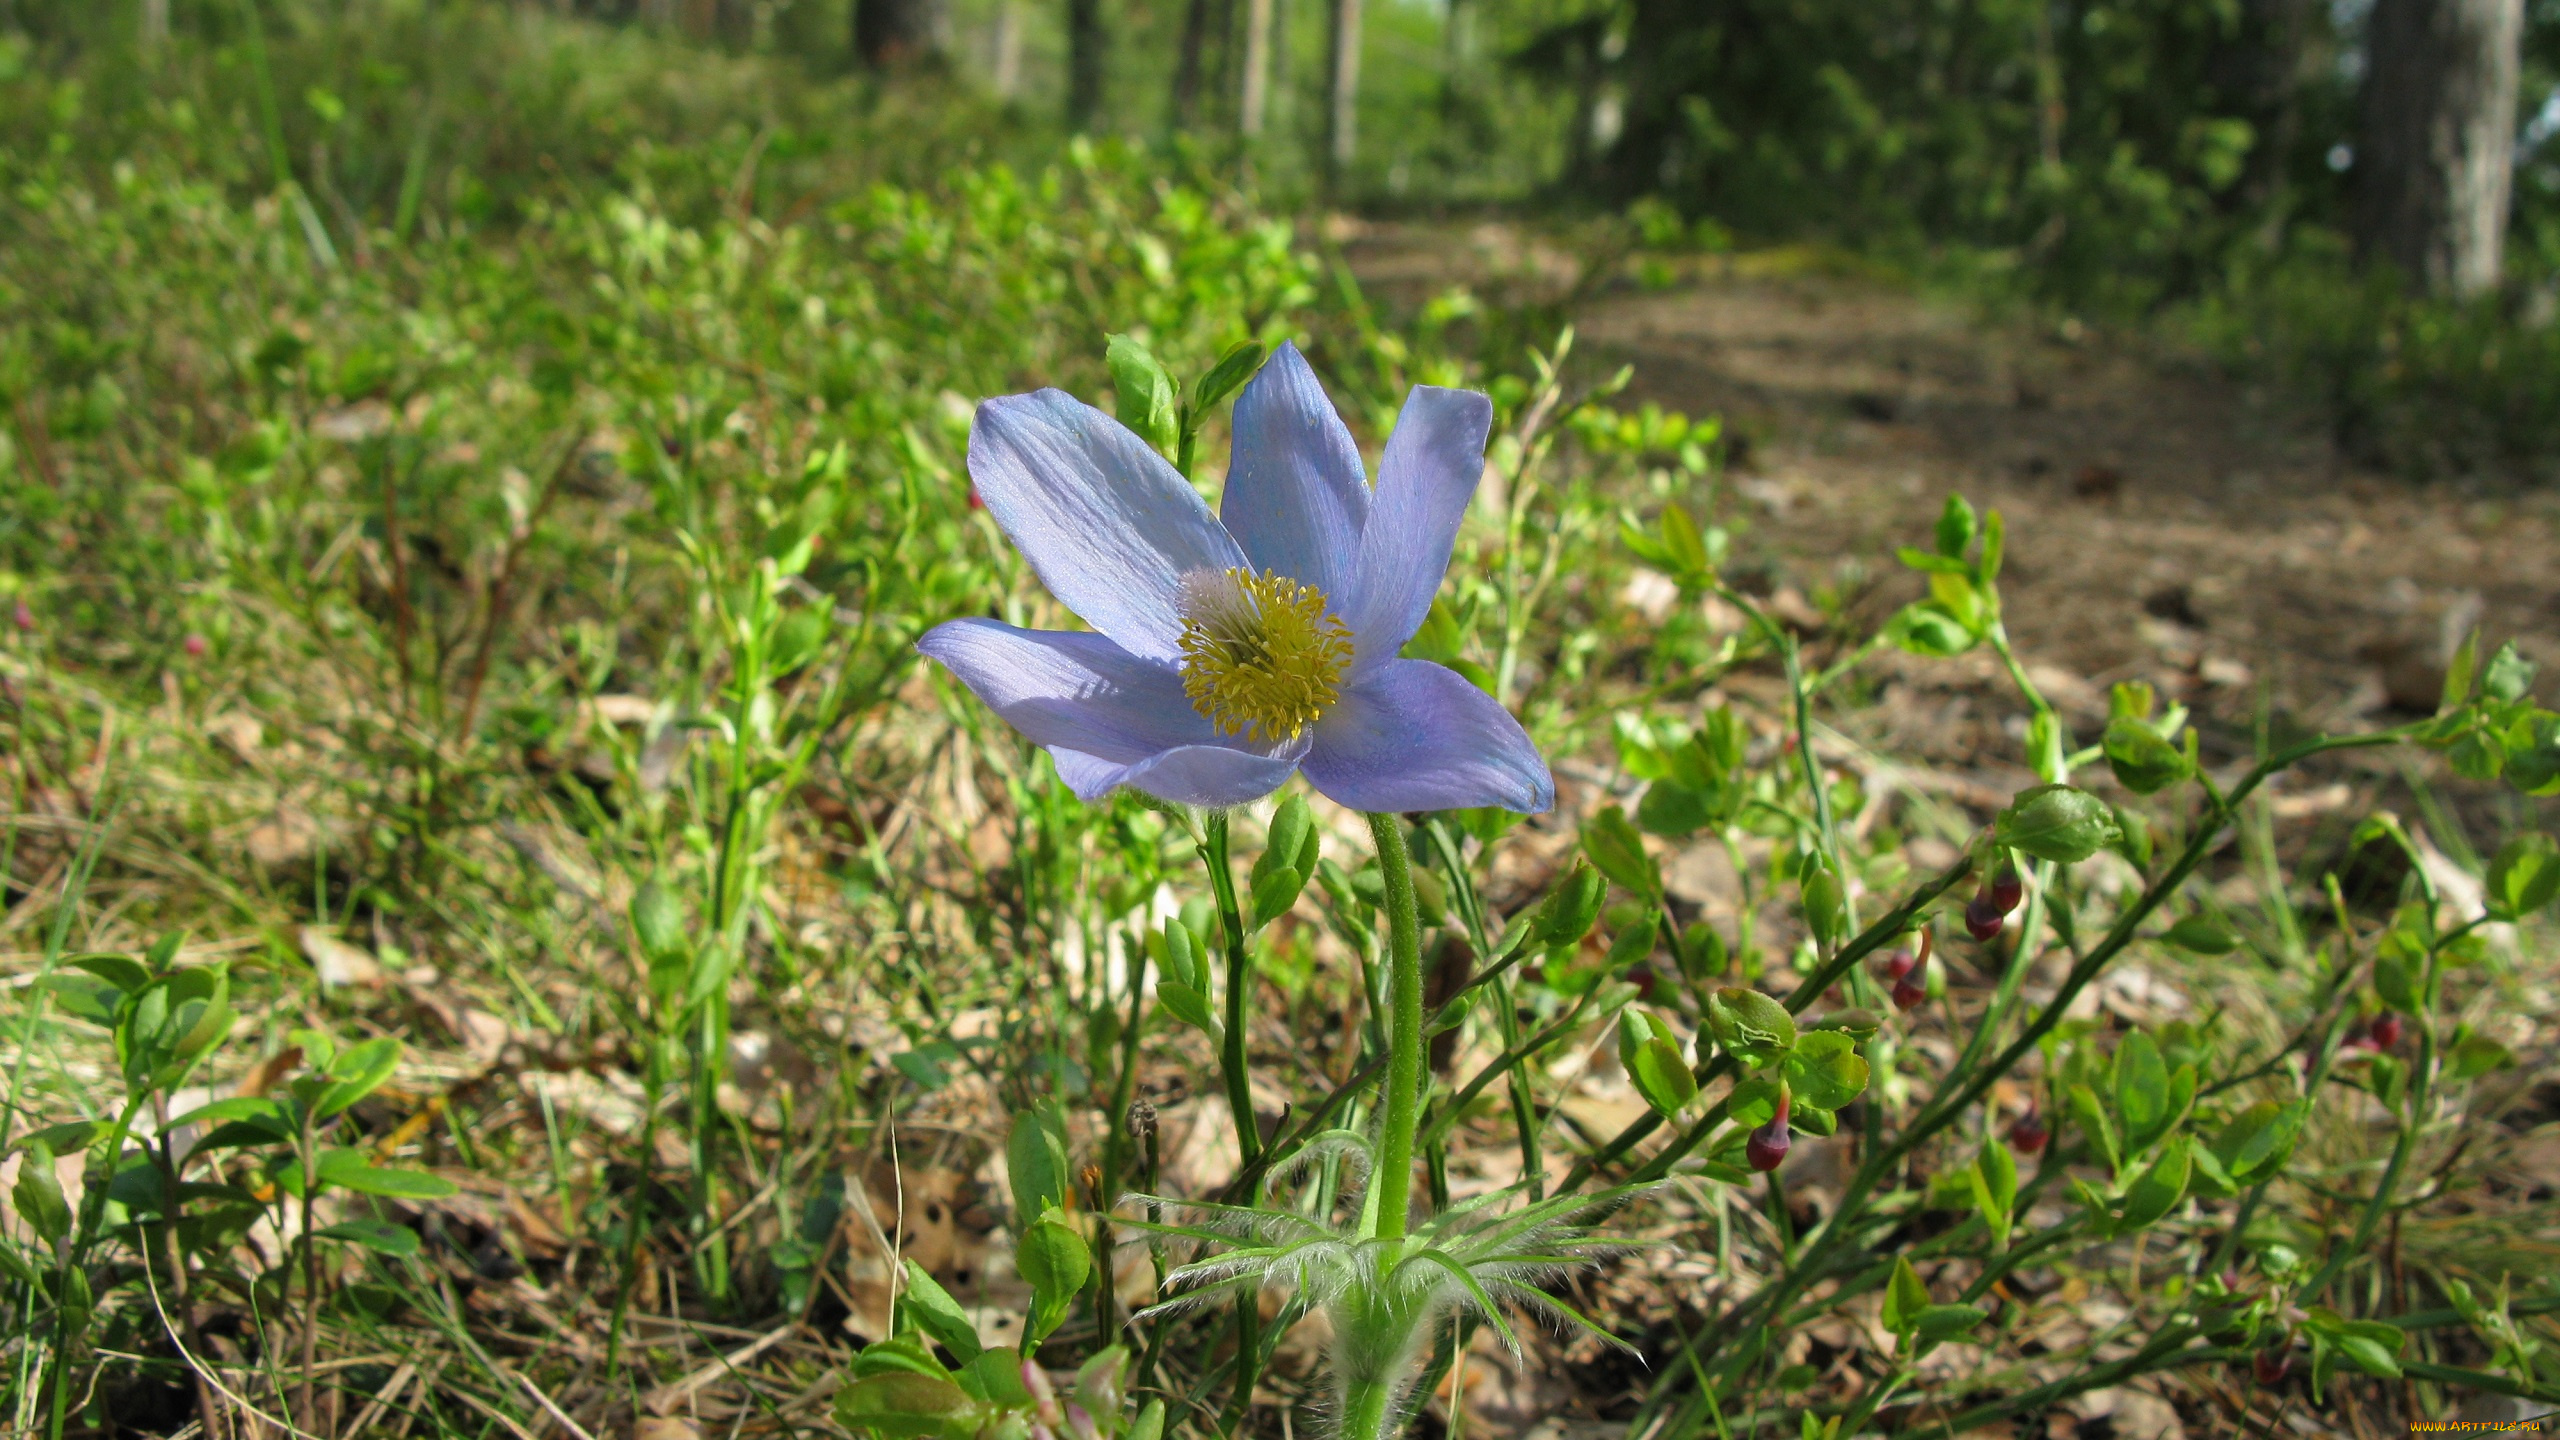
[{"xmin": 1176, "ymin": 567, "xmax": 1354, "ymax": 745}]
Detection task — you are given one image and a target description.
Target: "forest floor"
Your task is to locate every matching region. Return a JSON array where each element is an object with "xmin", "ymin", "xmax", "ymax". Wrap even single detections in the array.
[{"xmin": 1348, "ymin": 220, "xmax": 2560, "ymax": 753}]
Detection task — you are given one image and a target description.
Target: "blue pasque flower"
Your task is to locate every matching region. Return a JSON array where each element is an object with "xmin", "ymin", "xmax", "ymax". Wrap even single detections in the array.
[{"xmin": 919, "ymin": 343, "xmax": 1552, "ymax": 814}]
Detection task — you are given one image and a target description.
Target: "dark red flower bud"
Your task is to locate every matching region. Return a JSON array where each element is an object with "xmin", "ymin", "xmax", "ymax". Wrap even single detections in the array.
[
  {"xmin": 2008, "ymin": 1109, "xmax": 2048, "ymax": 1154},
  {"xmin": 1964, "ymin": 893, "xmax": 2005, "ymax": 943},
  {"xmin": 2252, "ymin": 1348, "xmax": 2291, "ymax": 1386},
  {"xmin": 1747, "ymin": 1118, "xmax": 1792, "ymax": 1172},
  {"xmin": 1892, "ymin": 973, "xmax": 1927, "ymax": 1011},
  {"xmin": 968, "ymin": 485, "xmax": 985, "ymax": 511},
  {"xmin": 183, "ymin": 633, "xmax": 208, "ymax": 658},
  {"xmin": 661, "ymin": 434, "xmax": 683, "ymax": 457},
  {"xmin": 2366, "ymin": 1013, "xmax": 2403, "ymax": 1051},
  {"xmin": 1989, "ymin": 866, "xmax": 2025, "ymax": 915},
  {"xmin": 10, "ymin": 599, "xmax": 31, "ymax": 633},
  {"xmin": 1880, "ymin": 949, "xmax": 1916, "ymax": 982},
  {"xmin": 1747, "ymin": 1091, "xmax": 1793, "ymax": 1172}
]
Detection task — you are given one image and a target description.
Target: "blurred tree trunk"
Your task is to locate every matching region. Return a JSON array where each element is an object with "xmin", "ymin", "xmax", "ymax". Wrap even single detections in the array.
[
  {"xmin": 2355, "ymin": 0, "xmax": 2522, "ymax": 297},
  {"xmin": 989, "ymin": 0, "xmax": 1024, "ymax": 98},
  {"xmin": 1067, "ymin": 0, "xmax": 1106, "ymax": 131},
  {"xmin": 855, "ymin": 0, "xmax": 945, "ymax": 69},
  {"xmin": 2236, "ymin": 0, "xmax": 2313, "ymax": 232},
  {"xmin": 1173, "ymin": 0, "xmax": 1209, "ymax": 127},
  {"xmin": 1238, "ymin": 0, "xmax": 1273, "ymax": 137},
  {"xmin": 1325, "ymin": 0, "xmax": 1362, "ymax": 185},
  {"xmin": 139, "ymin": 0, "xmax": 167, "ymax": 53}
]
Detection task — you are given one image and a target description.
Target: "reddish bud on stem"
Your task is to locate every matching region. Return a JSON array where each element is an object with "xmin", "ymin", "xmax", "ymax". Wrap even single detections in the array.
[
  {"xmin": 1963, "ymin": 893, "xmax": 2005, "ymax": 943},
  {"xmin": 1989, "ymin": 866, "xmax": 2024, "ymax": 915},
  {"xmin": 1747, "ymin": 1091, "xmax": 1793, "ymax": 1172},
  {"xmin": 2007, "ymin": 1108, "xmax": 2048, "ymax": 1154}
]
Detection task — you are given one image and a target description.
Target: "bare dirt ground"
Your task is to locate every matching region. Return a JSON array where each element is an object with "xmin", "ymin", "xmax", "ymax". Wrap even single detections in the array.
[{"xmin": 1348, "ymin": 223, "xmax": 2560, "ymax": 750}]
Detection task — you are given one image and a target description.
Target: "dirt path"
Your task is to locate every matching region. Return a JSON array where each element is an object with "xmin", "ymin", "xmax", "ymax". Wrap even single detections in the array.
[{"xmin": 1350, "ymin": 226, "xmax": 2560, "ymax": 742}]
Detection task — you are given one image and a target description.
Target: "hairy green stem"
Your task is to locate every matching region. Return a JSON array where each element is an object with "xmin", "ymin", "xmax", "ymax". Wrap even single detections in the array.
[
  {"xmin": 1367, "ymin": 812, "xmax": 1424, "ymax": 1242},
  {"xmin": 1199, "ymin": 812, "xmax": 1262, "ymax": 1167}
]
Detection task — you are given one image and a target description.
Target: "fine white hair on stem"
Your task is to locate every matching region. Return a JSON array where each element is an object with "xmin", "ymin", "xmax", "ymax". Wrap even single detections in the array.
[{"xmin": 1123, "ymin": 1170, "xmax": 1660, "ymax": 1437}]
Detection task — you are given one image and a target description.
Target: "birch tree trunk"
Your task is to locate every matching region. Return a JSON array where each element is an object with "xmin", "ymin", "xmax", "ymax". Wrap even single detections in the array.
[
  {"xmin": 2355, "ymin": 0, "xmax": 2523, "ymax": 297},
  {"xmin": 1326, "ymin": 0, "xmax": 1363, "ymax": 184},
  {"xmin": 1238, "ymin": 0, "xmax": 1274, "ymax": 138}
]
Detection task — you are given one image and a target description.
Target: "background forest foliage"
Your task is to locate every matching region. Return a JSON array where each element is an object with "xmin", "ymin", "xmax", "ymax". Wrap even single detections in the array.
[{"xmin": 15, "ymin": 0, "xmax": 2560, "ymax": 474}]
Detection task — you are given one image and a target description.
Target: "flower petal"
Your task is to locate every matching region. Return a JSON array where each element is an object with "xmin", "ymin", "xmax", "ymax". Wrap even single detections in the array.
[
  {"xmin": 917, "ymin": 618, "xmax": 1222, "ymax": 762},
  {"xmin": 1047, "ymin": 741, "xmax": 1307, "ymax": 808},
  {"xmin": 971, "ymin": 390, "xmax": 1248, "ymax": 663},
  {"xmin": 1341, "ymin": 385, "xmax": 1494, "ymax": 674},
  {"xmin": 1220, "ymin": 341, "xmax": 1369, "ymax": 600},
  {"xmin": 1302, "ymin": 660, "xmax": 1552, "ymax": 814}
]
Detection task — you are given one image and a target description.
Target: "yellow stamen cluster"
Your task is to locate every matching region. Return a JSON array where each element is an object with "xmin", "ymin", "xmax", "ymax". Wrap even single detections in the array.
[{"xmin": 1176, "ymin": 567, "xmax": 1354, "ymax": 745}]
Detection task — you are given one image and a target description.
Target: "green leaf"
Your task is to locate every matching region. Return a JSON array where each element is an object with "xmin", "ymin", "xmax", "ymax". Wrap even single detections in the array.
[
  {"xmin": 2211, "ymin": 1100, "xmax": 2302, "ymax": 1184},
  {"xmin": 313, "ymin": 1220, "xmax": 421, "ymax": 1256},
  {"xmin": 1006, "ymin": 1105, "xmax": 1072, "ymax": 1224},
  {"xmin": 1128, "ymin": 1399, "xmax": 1168, "ymax": 1440},
  {"xmin": 1156, "ymin": 982, "xmax": 1219, "ymax": 1039},
  {"xmin": 1582, "ymin": 806, "xmax": 1660, "ymax": 898},
  {"xmin": 2112, "ymin": 1033, "xmax": 2170, "ymax": 1152},
  {"xmin": 72, "ymin": 954, "xmax": 152, "ymax": 994},
  {"xmin": 1913, "ymin": 1304, "xmax": 1989, "ymax": 1343},
  {"xmin": 1706, "ymin": 986, "xmax": 1797, "ymax": 1063},
  {"xmin": 9, "ymin": 1120, "xmax": 107, "ymax": 1157},
  {"xmin": 1191, "ymin": 340, "xmax": 1268, "ymax": 414},
  {"xmin": 2485, "ymin": 833, "xmax": 2560, "ymax": 920},
  {"xmin": 769, "ymin": 605, "xmax": 831, "ymax": 675},
  {"xmin": 958, "ymin": 1348, "xmax": 1031, "ymax": 1407},
  {"xmin": 1798, "ymin": 863, "xmax": 1845, "ymax": 949},
  {"xmin": 1885, "ymin": 601, "xmax": 1978, "ymax": 657},
  {"xmin": 1255, "ymin": 795, "xmax": 1313, "ymax": 889},
  {"xmin": 1247, "ymin": 866, "xmax": 1306, "ymax": 930},
  {"xmin": 1105, "ymin": 334, "xmax": 1178, "ymax": 457},
  {"xmin": 1017, "ymin": 1211, "xmax": 1090, "ymax": 1345},
  {"xmin": 2186, "ymin": 1142, "xmax": 2237, "ymax": 1199},
  {"xmin": 1882, "ymin": 1256, "xmax": 1930, "ymax": 1336},
  {"xmin": 315, "ymin": 1150, "xmax": 457, "ymax": 1199},
  {"xmin": 1934, "ymin": 493, "xmax": 1976, "ymax": 560},
  {"xmin": 2161, "ymin": 914, "xmax": 2240, "ymax": 955},
  {"xmin": 2442, "ymin": 630, "xmax": 2480, "ymax": 712},
  {"xmin": 1622, "ymin": 1019, "xmax": 1698, "ymax": 1119},
  {"xmin": 2448, "ymin": 1034, "xmax": 2517, "ymax": 1080},
  {"xmin": 1533, "ymin": 863, "xmax": 1608, "ymax": 947},
  {"xmin": 1658, "ymin": 503, "xmax": 1712, "ymax": 582},
  {"xmin": 1781, "ymin": 1031, "xmax": 1868, "ymax": 1110},
  {"xmin": 2068, "ymin": 1083, "xmax": 2120, "ymax": 1177},
  {"xmin": 1967, "ymin": 1141, "xmax": 2017, "ymax": 1246},
  {"xmin": 2334, "ymin": 1333, "xmax": 2403, "ymax": 1380},
  {"xmin": 2372, "ymin": 951, "xmax": 2417, "ymax": 1012},
  {"xmin": 2482, "ymin": 642, "xmax": 2536, "ymax": 703},
  {"xmin": 834, "ymin": 1371, "xmax": 978, "ymax": 1438},
  {"xmin": 851, "ymin": 1337, "xmax": 959, "ymax": 1381},
  {"xmin": 2102, "ymin": 717, "xmax": 2191, "ymax": 795},
  {"xmin": 12, "ymin": 1140, "xmax": 70, "ymax": 1243},
  {"xmin": 2114, "ymin": 1135, "xmax": 2191, "ymax": 1233},
  {"xmin": 1995, "ymin": 785, "xmax": 2122, "ymax": 864},
  {"xmin": 1635, "ymin": 780, "xmax": 1714, "ymax": 839},
  {"xmin": 315, "ymin": 1036, "xmax": 403, "ymax": 1119},
  {"xmin": 1725, "ymin": 1075, "xmax": 1782, "ymax": 1129},
  {"xmin": 896, "ymin": 1259, "xmax": 983, "ymax": 1363},
  {"xmin": 1403, "ymin": 597, "xmax": 1465, "ymax": 663}
]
